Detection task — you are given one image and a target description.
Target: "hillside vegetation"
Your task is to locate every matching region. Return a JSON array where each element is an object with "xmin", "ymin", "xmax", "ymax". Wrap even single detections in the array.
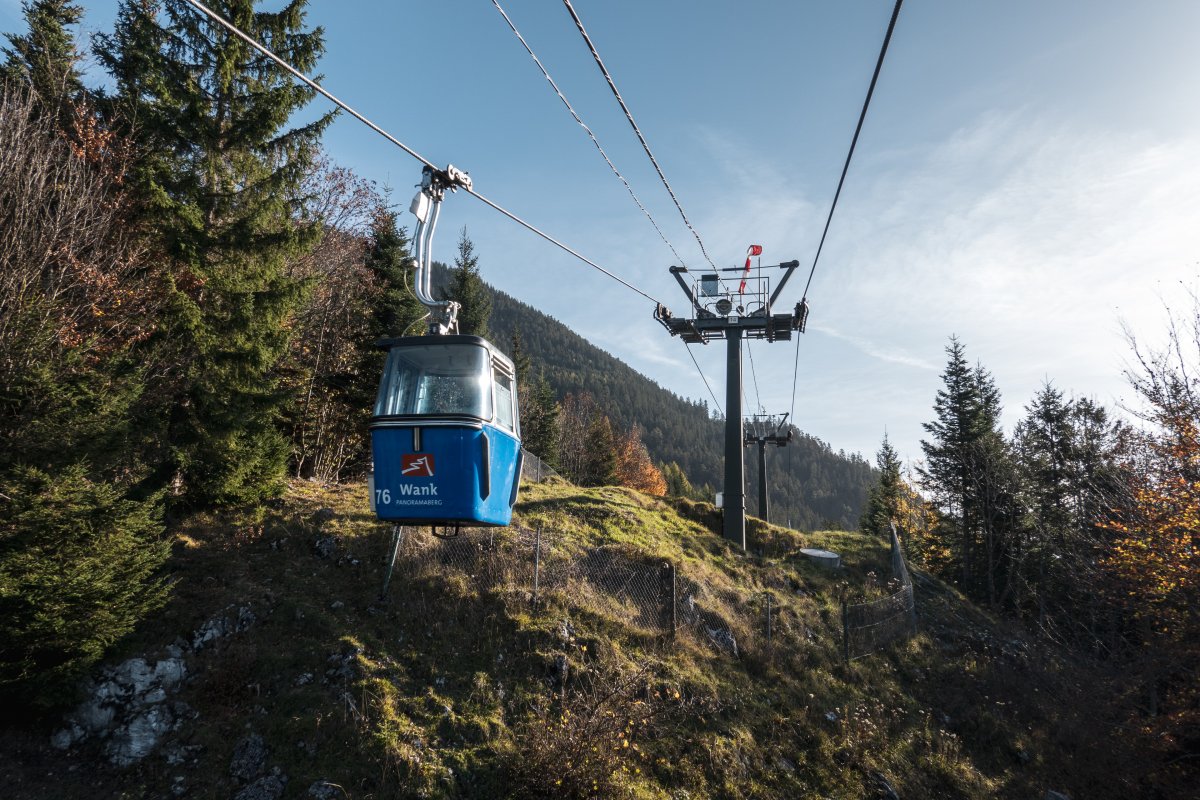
[{"xmin": 2, "ymin": 480, "xmax": 1137, "ymax": 800}]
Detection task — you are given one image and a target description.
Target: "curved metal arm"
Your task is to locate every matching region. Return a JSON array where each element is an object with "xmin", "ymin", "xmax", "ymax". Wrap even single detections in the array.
[{"xmin": 409, "ymin": 165, "xmax": 472, "ymax": 334}]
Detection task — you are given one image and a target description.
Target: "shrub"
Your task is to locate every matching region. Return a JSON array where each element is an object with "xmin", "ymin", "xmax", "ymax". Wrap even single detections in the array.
[{"xmin": 0, "ymin": 464, "xmax": 169, "ymax": 708}]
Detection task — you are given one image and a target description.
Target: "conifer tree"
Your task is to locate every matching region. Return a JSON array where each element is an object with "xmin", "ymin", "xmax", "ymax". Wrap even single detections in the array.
[
  {"xmin": 96, "ymin": 0, "xmax": 334, "ymax": 506},
  {"xmin": 860, "ymin": 433, "xmax": 903, "ymax": 536},
  {"xmin": 523, "ymin": 370, "xmax": 561, "ymax": 467},
  {"xmin": 581, "ymin": 414, "xmax": 619, "ymax": 487},
  {"xmin": 661, "ymin": 461, "xmax": 698, "ymax": 499},
  {"xmin": 511, "ymin": 328, "xmax": 560, "ymax": 466},
  {"xmin": 0, "ymin": 84, "xmax": 168, "ymax": 709},
  {"xmin": 350, "ymin": 203, "xmax": 421, "ymax": 417},
  {"xmin": 443, "ymin": 227, "xmax": 491, "ymax": 338},
  {"xmin": 1, "ymin": 0, "xmax": 85, "ymax": 125},
  {"xmin": 920, "ymin": 336, "xmax": 1009, "ymax": 593},
  {"xmin": 363, "ymin": 205, "xmax": 421, "ymax": 341},
  {"xmin": 510, "ymin": 327, "xmax": 532, "ymax": 384}
]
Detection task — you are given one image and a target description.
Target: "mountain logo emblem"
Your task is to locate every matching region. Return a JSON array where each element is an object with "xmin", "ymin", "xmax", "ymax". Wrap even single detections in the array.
[{"xmin": 401, "ymin": 454, "xmax": 435, "ymax": 477}]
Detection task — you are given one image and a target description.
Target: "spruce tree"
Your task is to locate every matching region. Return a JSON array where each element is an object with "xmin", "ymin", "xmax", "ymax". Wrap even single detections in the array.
[
  {"xmin": 662, "ymin": 461, "xmax": 697, "ymax": 499},
  {"xmin": 0, "ymin": 84, "xmax": 169, "ymax": 709},
  {"xmin": 443, "ymin": 227, "xmax": 491, "ymax": 338},
  {"xmin": 581, "ymin": 414, "xmax": 619, "ymax": 487},
  {"xmin": 96, "ymin": 0, "xmax": 334, "ymax": 506},
  {"xmin": 524, "ymin": 370, "xmax": 561, "ymax": 467},
  {"xmin": 510, "ymin": 327, "xmax": 532, "ymax": 384},
  {"xmin": 860, "ymin": 433, "xmax": 902, "ymax": 536},
  {"xmin": 351, "ymin": 204, "xmax": 421, "ymax": 414},
  {"xmin": 920, "ymin": 337, "xmax": 1008, "ymax": 591},
  {"xmin": 1, "ymin": 0, "xmax": 85, "ymax": 124},
  {"xmin": 363, "ymin": 205, "xmax": 422, "ymax": 341},
  {"xmin": 510, "ymin": 328, "xmax": 560, "ymax": 465}
]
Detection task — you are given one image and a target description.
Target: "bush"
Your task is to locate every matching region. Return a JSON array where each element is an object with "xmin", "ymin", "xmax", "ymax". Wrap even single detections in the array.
[
  {"xmin": 507, "ymin": 661, "xmax": 665, "ymax": 798},
  {"xmin": 0, "ymin": 464, "xmax": 169, "ymax": 708}
]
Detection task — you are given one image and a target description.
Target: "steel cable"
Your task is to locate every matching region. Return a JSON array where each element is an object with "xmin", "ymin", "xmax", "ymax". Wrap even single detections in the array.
[
  {"xmin": 178, "ymin": 0, "xmax": 669, "ymax": 308},
  {"xmin": 491, "ymin": 0, "xmax": 688, "ymax": 267},
  {"xmin": 799, "ymin": 0, "xmax": 904, "ymax": 301},
  {"xmin": 562, "ymin": 0, "xmax": 718, "ymax": 270}
]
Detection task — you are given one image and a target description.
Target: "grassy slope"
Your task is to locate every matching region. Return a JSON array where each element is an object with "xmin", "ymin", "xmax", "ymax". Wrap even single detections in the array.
[{"xmin": 3, "ymin": 480, "xmax": 1136, "ymax": 799}]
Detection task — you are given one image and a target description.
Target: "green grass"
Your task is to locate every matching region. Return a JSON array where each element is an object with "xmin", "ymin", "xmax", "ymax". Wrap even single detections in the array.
[{"xmin": 2, "ymin": 479, "xmax": 1137, "ymax": 799}]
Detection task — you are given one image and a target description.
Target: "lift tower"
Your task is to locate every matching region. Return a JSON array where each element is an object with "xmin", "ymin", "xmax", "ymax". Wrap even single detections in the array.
[
  {"xmin": 656, "ymin": 253, "xmax": 807, "ymax": 549},
  {"xmin": 744, "ymin": 413, "xmax": 793, "ymax": 525}
]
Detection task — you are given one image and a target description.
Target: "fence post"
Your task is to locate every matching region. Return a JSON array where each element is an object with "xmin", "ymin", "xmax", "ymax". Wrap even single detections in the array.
[
  {"xmin": 841, "ymin": 600, "xmax": 850, "ymax": 662},
  {"xmin": 765, "ymin": 593, "xmax": 773, "ymax": 647},
  {"xmin": 660, "ymin": 562, "xmax": 677, "ymax": 638},
  {"xmin": 532, "ymin": 526, "xmax": 542, "ymax": 606}
]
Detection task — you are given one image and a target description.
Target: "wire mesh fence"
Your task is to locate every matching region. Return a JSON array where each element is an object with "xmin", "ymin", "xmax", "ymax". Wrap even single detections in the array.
[
  {"xmin": 520, "ymin": 449, "xmax": 560, "ymax": 483},
  {"xmin": 841, "ymin": 526, "xmax": 917, "ymax": 661},
  {"xmin": 383, "ymin": 525, "xmax": 763, "ymax": 657}
]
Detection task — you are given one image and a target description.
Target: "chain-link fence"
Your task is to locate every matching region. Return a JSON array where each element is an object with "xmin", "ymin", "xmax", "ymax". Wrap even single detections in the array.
[
  {"xmin": 381, "ymin": 525, "xmax": 782, "ymax": 658},
  {"xmin": 520, "ymin": 449, "xmax": 560, "ymax": 483},
  {"xmin": 841, "ymin": 526, "xmax": 917, "ymax": 661}
]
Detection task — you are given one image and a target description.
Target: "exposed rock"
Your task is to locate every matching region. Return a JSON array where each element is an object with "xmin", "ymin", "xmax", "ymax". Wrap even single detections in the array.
[
  {"xmin": 307, "ymin": 781, "xmax": 342, "ymax": 799},
  {"xmin": 52, "ymin": 653, "xmax": 191, "ymax": 763},
  {"xmin": 163, "ymin": 742, "xmax": 204, "ymax": 766},
  {"xmin": 313, "ymin": 535, "xmax": 339, "ymax": 560},
  {"xmin": 706, "ymin": 626, "xmax": 739, "ymax": 657},
  {"xmin": 74, "ymin": 699, "xmax": 116, "ymax": 735},
  {"xmin": 112, "ymin": 658, "xmax": 155, "ymax": 696},
  {"xmin": 1045, "ymin": 792, "xmax": 1071, "ymax": 800},
  {"xmin": 323, "ymin": 647, "xmax": 361, "ymax": 685},
  {"xmin": 233, "ymin": 770, "xmax": 287, "ymax": 800},
  {"xmin": 551, "ymin": 654, "xmax": 569, "ymax": 689},
  {"xmin": 871, "ymin": 771, "xmax": 900, "ymax": 800},
  {"xmin": 193, "ymin": 605, "xmax": 257, "ymax": 651},
  {"xmin": 557, "ymin": 618, "xmax": 576, "ymax": 643},
  {"xmin": 229, "ymin": 733, "xmax": 268, "ymax": 783},
  {"xmin": 51, "ymin": 725, "xmax": 81, "ymax": 750},
  {"xmin": 106, "ymin": 704, "xmax": 176, "ymax": 767},
  {"xmin": 155, "ymin": 657, "xmax": 187, "ymax": 689},
  {"xmin": 312, "ymin": 508, "xmax": 337, "ymax": 524}
]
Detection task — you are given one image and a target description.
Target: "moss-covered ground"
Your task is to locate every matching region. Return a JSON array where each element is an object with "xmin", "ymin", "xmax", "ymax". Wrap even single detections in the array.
[{"xmin": 1, "ymin": 479, "xmax": 1139, "ymax": 799}]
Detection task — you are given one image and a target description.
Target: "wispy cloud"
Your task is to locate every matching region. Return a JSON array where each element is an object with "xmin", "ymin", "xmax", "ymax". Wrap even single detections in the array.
[
  {"xmin": 810, "ymin": 324, "xmax": 938, "ymax": 371},
  {"xmin": 667, "ymin": 110, "xmax": 1200, "ymax": 461}
]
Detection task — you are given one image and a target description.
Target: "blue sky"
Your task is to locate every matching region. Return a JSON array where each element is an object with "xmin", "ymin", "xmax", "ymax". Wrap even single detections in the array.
[{"xmin": 7, "ymin": 1, "xmax": 1199, "ymax": 467}]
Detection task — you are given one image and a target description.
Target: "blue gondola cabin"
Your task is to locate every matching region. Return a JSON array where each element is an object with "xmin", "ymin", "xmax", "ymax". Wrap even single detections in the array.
[{"xmin": 369, "ymin": 335, "xmax": 522, "ymax": 528}]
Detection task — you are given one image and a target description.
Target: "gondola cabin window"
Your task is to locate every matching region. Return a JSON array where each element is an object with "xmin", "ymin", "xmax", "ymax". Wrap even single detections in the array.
[
  {"xmin": 494, "ymin": 369, "xmax": 516, "ymax": 433},
  {"xmin": 374, "ymin": 343, "xmax": 493, "ymax": 419}
]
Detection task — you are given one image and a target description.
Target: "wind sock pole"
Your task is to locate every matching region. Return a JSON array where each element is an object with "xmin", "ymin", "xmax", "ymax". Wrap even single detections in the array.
[{"xmin": 656, "ymin": 245, "xmax": 807, "ymax": 552}]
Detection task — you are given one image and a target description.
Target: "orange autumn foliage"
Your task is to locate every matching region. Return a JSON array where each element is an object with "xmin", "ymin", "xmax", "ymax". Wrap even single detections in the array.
[
  {"xmin": 615, "ymin": 425, "xmax": 667, "ymax": 497},
  {"xmin": 1103, "ymin": 414, "xmax": 1200, "ymax": 642}
]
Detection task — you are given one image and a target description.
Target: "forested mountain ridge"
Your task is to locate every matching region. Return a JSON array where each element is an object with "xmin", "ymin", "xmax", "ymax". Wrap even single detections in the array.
[{"xmin": 431, "ymin": 264, "xmax": 876, "ymax": 531}]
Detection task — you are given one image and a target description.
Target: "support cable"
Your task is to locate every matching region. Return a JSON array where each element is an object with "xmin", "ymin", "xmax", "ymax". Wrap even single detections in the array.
[
  {"xmin": 799, "ymin": 0, "xmax": 904, "ymax": 301},
  {"xmin": 491, "ymin": 0, "xmax": 687, "ymax": 266},
  {"xmin": 788, "ymin": 332, "xmax": 802, "ymax": 428},
  {"xmin": 562, "ymin": 0, "xmax": 718, "ymax": 270},
  {"xmin": 179, "ymin": 0, "xmax": 668, "ymax": 308},
  {"xmin": 746, "ymin": 339, "xmax": 763, "ymax": 414},
  {"xmin": 685, "ymin": 341, "xmax": 723, "ymax": 418}
]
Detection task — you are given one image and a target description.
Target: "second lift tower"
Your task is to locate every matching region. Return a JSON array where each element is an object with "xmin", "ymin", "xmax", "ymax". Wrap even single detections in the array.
[{"xmin": 656, "ymin": 251, "xmax": 807, "ymax": 549}]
